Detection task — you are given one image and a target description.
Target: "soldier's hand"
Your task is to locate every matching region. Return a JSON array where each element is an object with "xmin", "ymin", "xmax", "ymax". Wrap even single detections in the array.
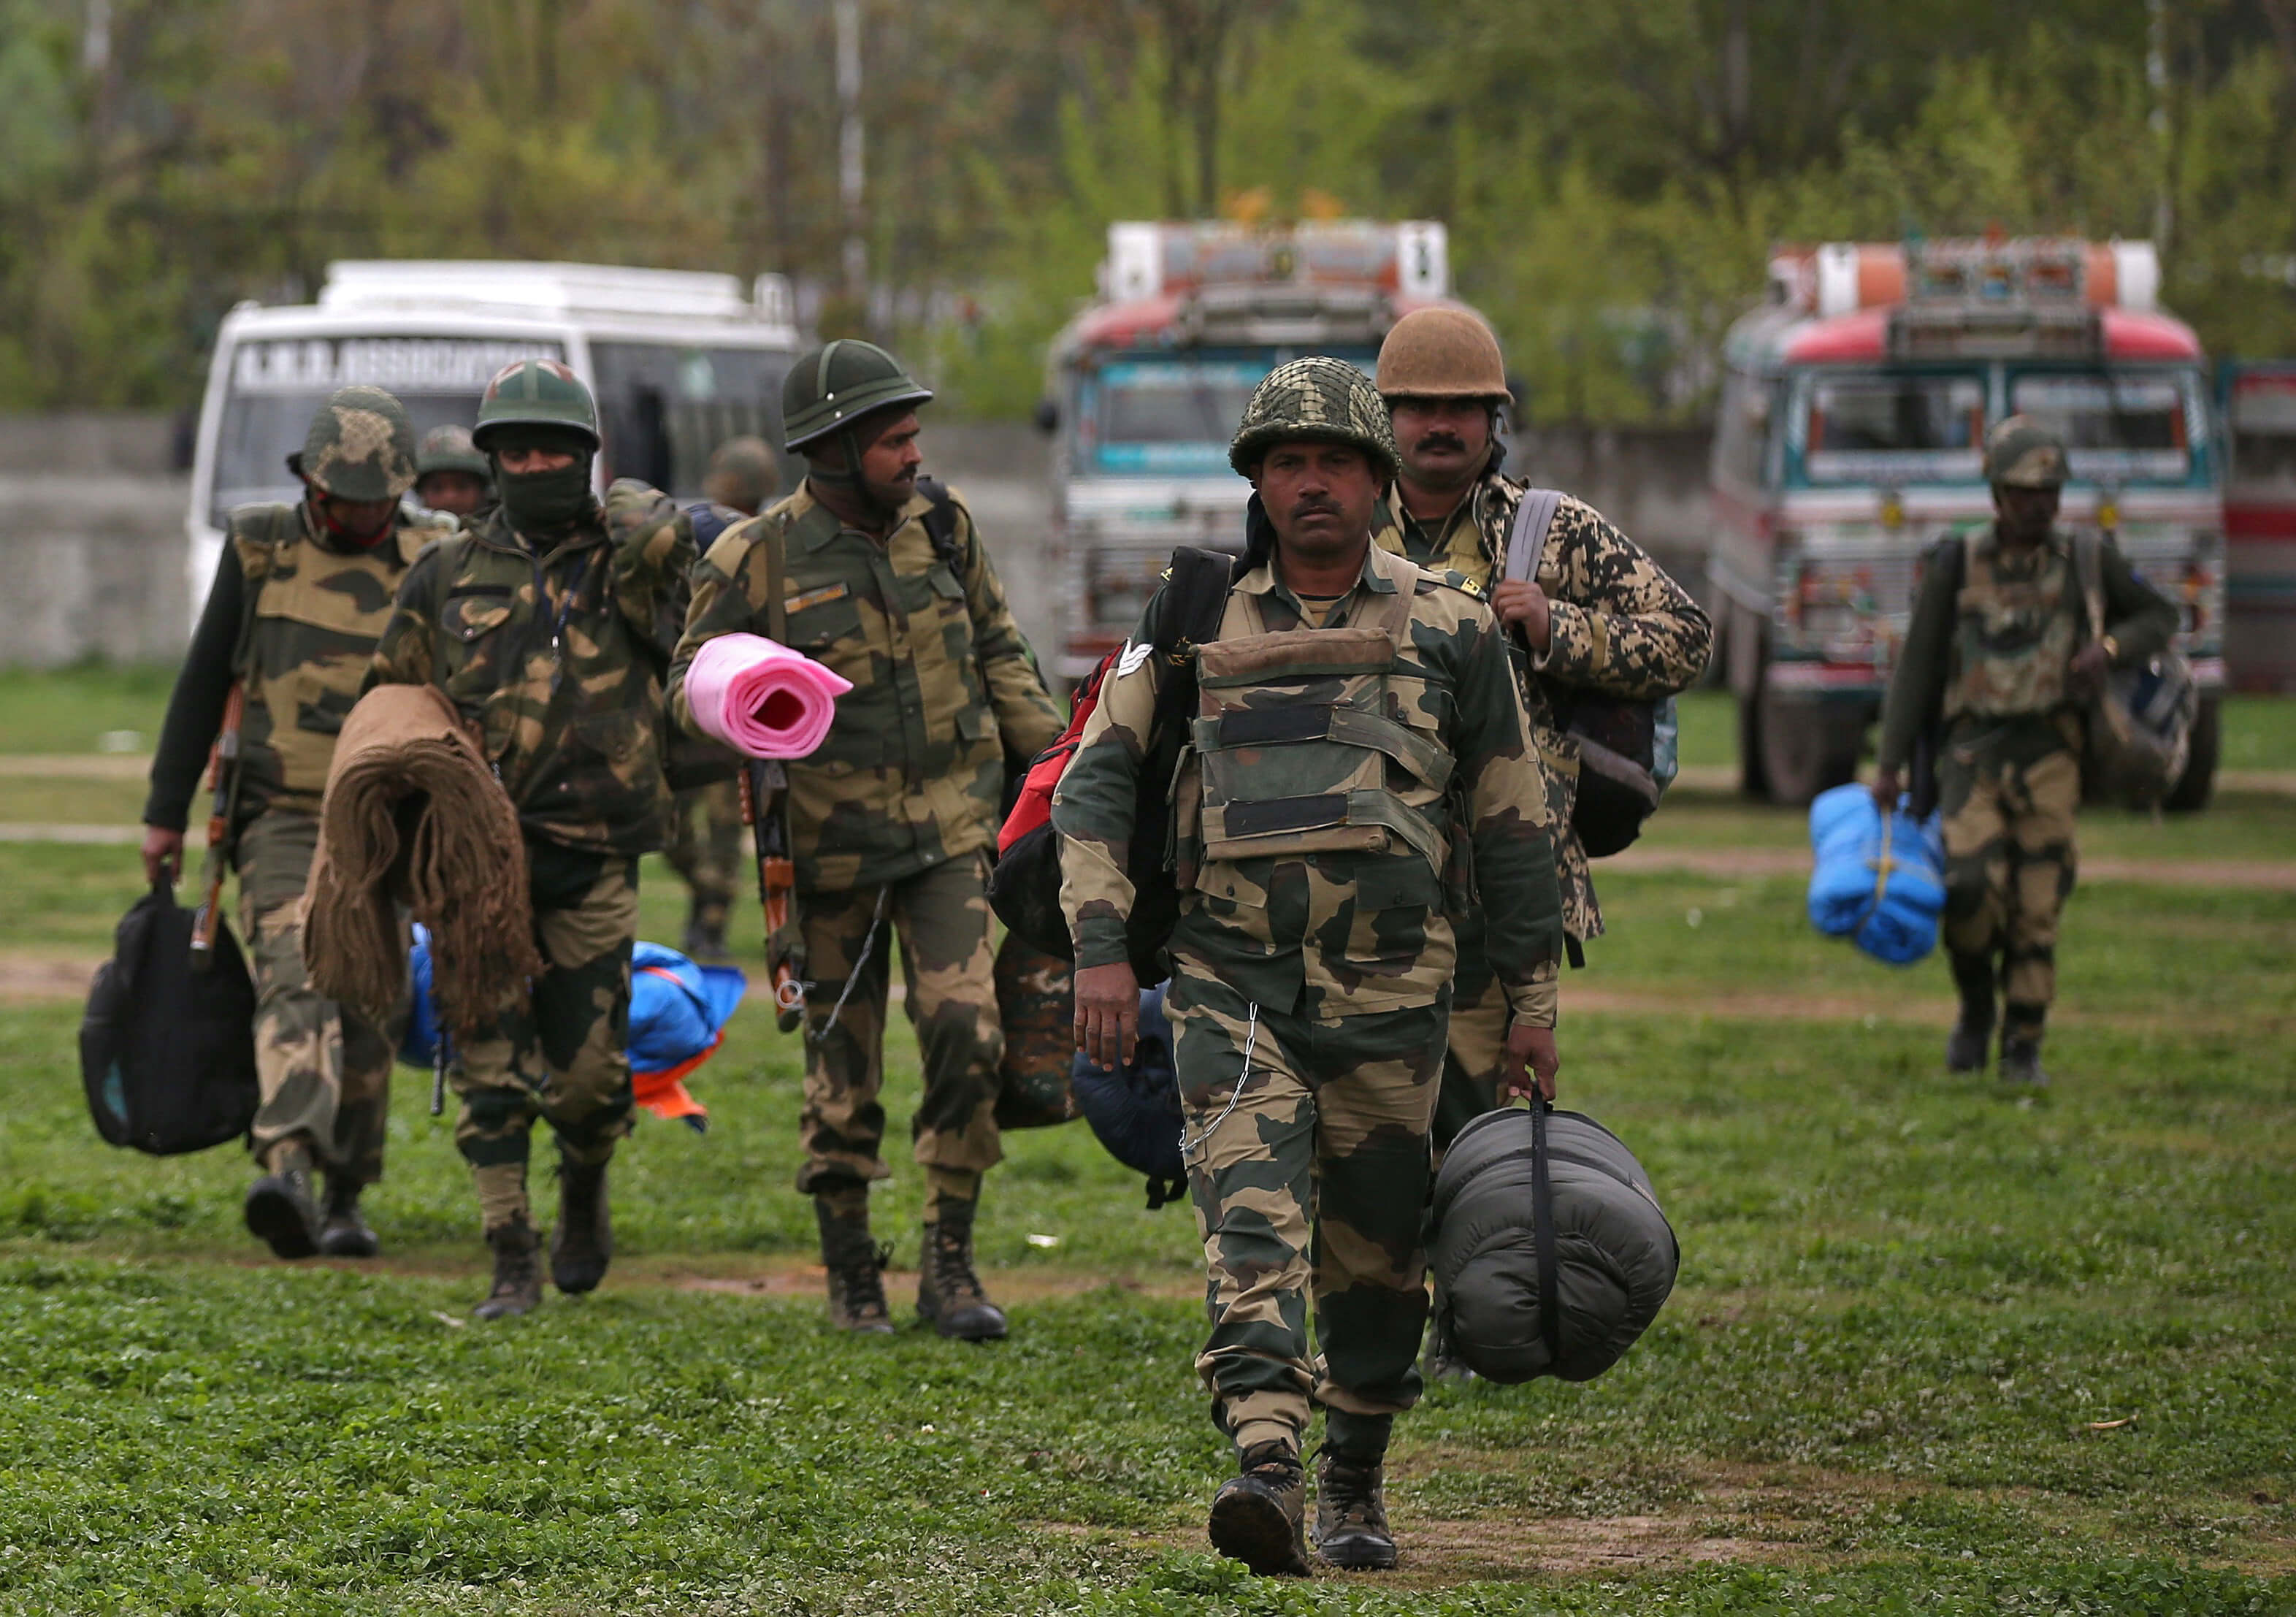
[
  {"xmin": 2068, "ymin": 642, "xmax": 2110, "ymax": 700},
  {"xmin": 1499, "ymin": 1021, "xmax": 1559, "ymax": 1104},
  {"xmin": 1871, "ymin": 765, "xmax": 1903, "ymax": 811},
  {"xmin": 1074, "ymin": 960, "xmax": 1141, "ymax": 1072},
  {"xmin": 140, "ymin": 825, "xmax": 184, "ymax": 889},
  {"xmin": 1491, "ymin": 579, "xmax": 1553, "ymax": 654}
]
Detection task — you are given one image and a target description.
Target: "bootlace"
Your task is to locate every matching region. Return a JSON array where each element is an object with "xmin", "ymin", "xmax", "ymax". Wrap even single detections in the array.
[
  {"xmin": 831, "ymin": 1239, "xmax": 893, "ymax": 1313},
  {"xmin": 927, "ymin": 1224, "xmax": 985, "ymax": 1305},
  {"xmin": 1322, "ymin": 1455, "xmax": 1385, "ymax": 1528}
]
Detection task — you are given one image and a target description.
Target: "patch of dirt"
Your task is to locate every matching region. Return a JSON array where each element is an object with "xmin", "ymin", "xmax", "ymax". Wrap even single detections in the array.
[
  {"xmin": 673, "ymin": 1262, "xmax": 1195, "ymax": 1305},
  {"xmin": 1398, "ymin": 1512, "xmax": 1808, "ymax": 1580},
  {"xmin": 0, "ymin": 953, "xmax": 100, "ymax": 1001},
  {"xmin": 1564, "ymin": 985, "xmax": 2287, "ymax": 1036},
  {"xmin": 1608, "ymin": 844, "xmax": 2296, "ymax": 891}
]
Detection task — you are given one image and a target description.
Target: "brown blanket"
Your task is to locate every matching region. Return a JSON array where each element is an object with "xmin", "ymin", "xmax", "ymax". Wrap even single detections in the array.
[{"xmin": 303, "ymin": 684, "xmax": 543, "ymax": 1035}]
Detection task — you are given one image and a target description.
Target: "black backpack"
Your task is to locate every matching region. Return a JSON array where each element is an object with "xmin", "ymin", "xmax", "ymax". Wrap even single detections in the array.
[{"xmin": 80, "ymin": 885, "xmax": 260, "ymax": 1155}]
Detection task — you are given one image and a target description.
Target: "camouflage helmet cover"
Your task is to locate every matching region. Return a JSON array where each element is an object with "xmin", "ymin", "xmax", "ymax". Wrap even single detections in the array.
[
  {"xmin": 472, "ymin": 358, "xmax": 601, "ymax": 453},
  {"xmin": 1228, "ymin": 355, "xmax": 1401, "ymax": 482},
  {"xmin": 415, "ymin": 422, "xmax": 490, "ymax": 481},
  {"xmin": 702, "ymin": 434, "xmax": 781, "ymax": 514},
  {"xmin": 1376, "ymin": 305, "xmax": 1514, "ymax": 403},
  {"xmin": 288, "ymin": 385, "xmax": 418, "ymax": 502},
  {"xmin": 781, "ymin": 339, "xmax": 933, "ymax": 452},
  {"xmin": 1983, "ymin": 414, "xmax": 2069, "ymax": 489}
]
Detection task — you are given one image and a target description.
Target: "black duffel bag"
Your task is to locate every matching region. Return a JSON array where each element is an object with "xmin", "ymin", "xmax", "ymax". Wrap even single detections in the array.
[
  {"xmin": 80, "ymin": 884, "xmax": 259, "ymax": 1155},
  {"xmin": 1429, "ymin": 1098, "xmax": 1678, "ymax": 1384}
]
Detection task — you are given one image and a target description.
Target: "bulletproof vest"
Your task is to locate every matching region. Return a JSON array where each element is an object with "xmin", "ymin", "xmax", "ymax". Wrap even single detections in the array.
[
  {"xmin": 1179, "ymin": 582, "xmax": 1454, "ymax": 885},
  {"xmin": 231, "ymin": 506, "xmax": 430, "ymax": 807},
  {"xmin": 1945, "ymin": 530, "xmax": 2083, "ymax": 722}
]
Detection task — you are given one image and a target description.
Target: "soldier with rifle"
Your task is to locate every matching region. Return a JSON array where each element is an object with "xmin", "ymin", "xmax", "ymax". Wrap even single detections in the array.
[{"xmin": 142, "ymin": 387, "xmax": 448, "ymax": 1260}]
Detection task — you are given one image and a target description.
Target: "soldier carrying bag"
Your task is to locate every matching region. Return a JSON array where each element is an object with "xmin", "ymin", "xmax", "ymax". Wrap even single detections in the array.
[{"xmin": 2072, "ymin": 531, "xmax": 2195, "ymax": 810}]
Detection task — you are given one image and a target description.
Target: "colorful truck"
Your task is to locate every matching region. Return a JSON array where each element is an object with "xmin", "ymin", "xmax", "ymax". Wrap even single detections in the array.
[
  {"xmin": 1707, "ymin": 237, "xmax": 2227, "ymax": 806},
  {"xmin": 1036, "ymin": 220, "xmax": 1453, "ymax": 681},
  {"xmin": 2219, "ymin": 362, "xmax": 2296, "ymax": 692}
]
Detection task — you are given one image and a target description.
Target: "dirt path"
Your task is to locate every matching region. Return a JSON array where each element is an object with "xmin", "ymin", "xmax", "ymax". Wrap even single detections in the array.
[{"xmin": 1608, "ymin": 843, "xmax": 2296, "ymax": 890}]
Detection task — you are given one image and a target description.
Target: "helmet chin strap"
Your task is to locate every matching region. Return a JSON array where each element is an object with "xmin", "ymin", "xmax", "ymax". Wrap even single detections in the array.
[{"xmin": 808, "ymin": 426, "xmax": 904, "ymax": 526}]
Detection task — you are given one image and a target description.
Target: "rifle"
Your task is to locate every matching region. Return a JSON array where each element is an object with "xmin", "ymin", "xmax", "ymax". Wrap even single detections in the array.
[
  {"xmin": 741, "ymin": 758, "xmax": 805, "ymax": 1033},
  {"xmin": 188, "ymin": 683, "xmax": 247, "ymax": 970}
]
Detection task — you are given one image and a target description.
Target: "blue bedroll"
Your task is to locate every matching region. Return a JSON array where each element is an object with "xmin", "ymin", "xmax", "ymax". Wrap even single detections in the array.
[{"xmin": 1807, "ymin": 784, "xmax": 1945, "ymax": 966}]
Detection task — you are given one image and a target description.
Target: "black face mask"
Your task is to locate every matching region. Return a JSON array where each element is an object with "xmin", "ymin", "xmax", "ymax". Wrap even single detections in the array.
[{"xmin": 497, "ymin": 456, "xmax": 594, "ymax": 538}]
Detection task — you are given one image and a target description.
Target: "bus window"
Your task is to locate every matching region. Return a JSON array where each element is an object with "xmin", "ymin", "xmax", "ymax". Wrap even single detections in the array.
[
  {"xmin": 2008, "ymin": 372, "xmax": 2193, "ymax": 483},
  {"xmin": 1803, "ymin": 372, "xmax": 1984, "ymax": 484},
  {"xmin": 589, "ymin": 343, "xmax": 797, "ymax": 500}
]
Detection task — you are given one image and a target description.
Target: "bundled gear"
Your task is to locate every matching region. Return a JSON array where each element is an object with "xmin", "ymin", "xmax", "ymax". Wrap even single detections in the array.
[
  {"xmin": 286, "ymin": 384, "xmax": 419, "ymax": 503},
  {"xmin": 1067, "ymin": 985, "xmax": 1185, "ymax": 1208},
  {"xmin": 2075, "ymin": 535, "xmax": 2197, "ymax": 808},
  {"xmin": 1428, "ymin": 1099, "xmax": 1678, "ymax": 1385},
  {"xmin": 1807, "ymin": 782, "xmax": 1947, "ymax": 966},
  {"xmin": 1374, "ymin": 305, "xmax": 1514, "ymax": 404}
]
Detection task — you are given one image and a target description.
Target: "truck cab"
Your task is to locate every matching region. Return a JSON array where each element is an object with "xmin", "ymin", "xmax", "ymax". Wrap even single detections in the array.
[
  {"xmin": 1709, "ymin": 238, "xmax": 2227, "ymax": 804},
  {"xmin": 1039, "ymin": 220, "xmax": 1451, "ymax": 681},
  {"xmin": 2220, "ymin": 361, "xmax": 2296, "ymax": 692}
]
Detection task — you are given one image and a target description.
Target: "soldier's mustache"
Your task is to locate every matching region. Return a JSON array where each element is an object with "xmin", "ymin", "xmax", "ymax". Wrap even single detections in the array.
[
  {"xmin": 1415, "ymin": 433, "xmax": 1466, "ymax": 454},
  {"xmin": 1290, "ymin": 498, "xmax": 1342, "ymax": 519}
]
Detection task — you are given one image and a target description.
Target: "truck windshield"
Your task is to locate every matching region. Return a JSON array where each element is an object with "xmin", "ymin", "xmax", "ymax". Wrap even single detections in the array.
[
  {"xmin": 589, "ymin": 342, "xmax": 797, "ymax": 499},
  {"xmin": 2227, "ymin": 375, "xmax": 2296, "ymax": 486},
  {"xmin": 207, "ymin": 335, "xmax": 565, "ymax": 526},
  {"xmin": 2009, "ymin": 372, "xmax": 2192, "ymax": 483},
  {"xmin": 1079, "ymin": 351, "xmax": 1377, "ymax": 474},
  {"xmin": 1802, "ymin": 371, "xmax": 1984, "ymax": 484}
]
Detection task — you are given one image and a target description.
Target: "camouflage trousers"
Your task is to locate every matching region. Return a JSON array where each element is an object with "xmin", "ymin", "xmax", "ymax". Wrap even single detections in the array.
[
  {"xmin": 236, "ymin": 808, "xmax": 395, "ymax": 1182},
  {"xmin": 453, "ymin": 841, "xmax": 638, "ymax": 1231},
  {"xmin": 1431, "ymin": 908, "xmax": 1507, "ymax": 1154},
  {"xmin": 795, "ymin": 852, "xmax": 1003, "ymax": 1218},
  {"xmin": 664, "ymin": 778, "xmax": 743, "ymax": 935},
  {"xmin": 1166, "ymin": 970, "xmax": 1448, "ymax": 1460},
  {"xmin": 1940, "ymin": 716, "xmax": 2081, "ymax": 1044}
]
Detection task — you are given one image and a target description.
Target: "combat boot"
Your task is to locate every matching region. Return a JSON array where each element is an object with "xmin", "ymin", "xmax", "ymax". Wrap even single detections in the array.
[
  {"xmin": 474, "ymin": 1217, "xmax": 543, "ymax": 1320},
  {"xmin": 917, "ymin": 1204, "xmax": 1008, "ymax": 1341},
  {"xmin": 815, "ymin": 1195, "xmax": 894, "ymax": 1334},
  {"xmin": 244, "ymin": 1141, "xmax": 324, "ymax": 1260},
  {"xmin": 550, "ymin": 1155, "xmax": 613, "ymax": 1294},
  {"xmin": 1945, "ymin": 952, "xmax": 1996, "ymax": 1073},
  {"xmin": 683, "ymin": 897, "xmax": 729, "ymax": 963},
  {"xmin": 317, "ymin": 1175, "xmax": 379, "ymax": 1258},
  {"xmin": 1315, "ymin": 1448, "xmax": 1398, "ymax": 1570},
  {"xmin": 1208, "ymin": 1440, "xmax": 1310, "ymax": 1576},
  {"xmin": 1999, "ymin": 1036, "xmax": 2051, "ymax": 1088}
]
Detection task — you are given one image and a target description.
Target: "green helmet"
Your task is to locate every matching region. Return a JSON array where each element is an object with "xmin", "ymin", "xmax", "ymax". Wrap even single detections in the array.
[
  {"xmin": 472, "ymin": 359, "xmax": 601, "ymax": 454},
  {"xmin": 1228, "ymin": 356, "xmax": 1400, "ymax": 482},
  {"xmin": 415, "ymin": 423, "xmax": 490, "ymax": 481},
  {"xmin": 286, "ymin": 385, "xmax": 418, "ymax": 502},
  {"xmin": 781, "ymin": 340, "xmax": 933, "ymax": 453},
  {"xmin": 1983, "ymin": 414, "xmax": 2069, "ymax": 489}
]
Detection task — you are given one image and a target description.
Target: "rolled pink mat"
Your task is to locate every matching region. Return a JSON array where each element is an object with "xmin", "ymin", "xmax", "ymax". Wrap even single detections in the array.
[{"xmin": 685, "ymin": 632, "xmax": 854, "ymax": 759}]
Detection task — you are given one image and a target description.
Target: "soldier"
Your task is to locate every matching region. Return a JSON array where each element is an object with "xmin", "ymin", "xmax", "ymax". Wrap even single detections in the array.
[
  {"xmin": 140, "ymin": 386, "xmax": 445, "ymax": 1261},
  {"xmin": 665, "ymin": 436, "xmax": 784, "ymax": 960},
  {"xmin": 413, "ymin": 423, "xmax": 494, "ymax": 521},
  {"xmin": 1874, "ymin": 416, "xmax": 2177, "ymax": 1086},
  {"xmin": 365, "ymin": 358, "xmax": 697, "ymax": 1319},
  {"xmin": 1373, "ymin": 306, "xmax": 1711, "ymax": 1149},
  {"xmin": 1057, "ymin": 356, "xmax": 1565, "ymax": 1575},
  {"xmin": 670, "ymin": 341, "xmax": 1063, "ymax": 1342}
]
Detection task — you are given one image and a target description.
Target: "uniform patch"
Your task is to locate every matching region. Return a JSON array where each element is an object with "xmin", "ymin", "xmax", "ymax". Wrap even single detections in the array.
[
  {"xmin": 1117, "ymin": 640, "xmax": 1153, "ymax": 678},
  {"xmin": 786, "ymin": 581, "xmax": 852, "ymax": 613}
]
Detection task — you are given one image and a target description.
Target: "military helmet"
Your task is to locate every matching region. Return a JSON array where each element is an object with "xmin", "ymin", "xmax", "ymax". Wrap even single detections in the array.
[
  {"xmin": 415, "ymin": 423, "xmax": 490, "ymax": 481},
  {"xmin": 472, "ymin": 358, "xmax": 601, "ymax": 454},
  {"xmin": 1375, "ymin": 305, "xmax": 1514, "ymax": 404},
  {"xmin": 286, "ymin": 385, "xmax": 418, "ymax": 502},
  {"xmin": 1983, "ymin": 415, "xmax": 2070, "ymax": 489},
  {"xmin": 1228, "ymin": 356, "xmax": 1401, "ymax": 482},
  {"xmin": 781, "ymin": 340, "xmax": 933, "ymax": 453},
  {"xmin": 703, "ymin": 435, "xmax": 781, "ymax": 515}
]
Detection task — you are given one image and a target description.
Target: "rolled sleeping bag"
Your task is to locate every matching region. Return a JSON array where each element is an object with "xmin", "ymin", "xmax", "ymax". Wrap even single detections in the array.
[
  {"xmin": 1807, "ymin": 782, "xmax": 1945, "ymax": 966},
  {"xmin": 1429, "ymin": 1101, "xmax": 1678, "ymax": 1385},
  {"xmin": 684, "ymin": 631, "xmax": 854, "ymax": 759}
]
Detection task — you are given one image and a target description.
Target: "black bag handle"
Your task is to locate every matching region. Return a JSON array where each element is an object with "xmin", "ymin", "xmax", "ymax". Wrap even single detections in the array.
[{"xmin": 1528, "ymin": 1090, "xmax": 1562, "ymax": 1369}]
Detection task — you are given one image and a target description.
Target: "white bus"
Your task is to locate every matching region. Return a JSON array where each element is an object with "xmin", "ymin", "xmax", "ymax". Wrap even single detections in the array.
[{"xmin": 185, "ymin": 259, "xmax": 804, "ymax": 621}]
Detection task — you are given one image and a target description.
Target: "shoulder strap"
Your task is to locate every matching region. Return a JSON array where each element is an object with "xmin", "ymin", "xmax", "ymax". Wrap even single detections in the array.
[
  {"xmin": 1529, "ymin": 1094, "xmax": 1562, "ymax": 1368},
  {"xmin": 1503, "ymin": 487, "xmax": 1564, "ymax": 584},
  {"xmin": 914, "ymin": 475, "xmax": 963, "ymax": 567},
  {"xmin": 2070, "ymin": 531, "xmax": 2105, "ymax": 643},
  {"xmin": 1146, "ymin": 546, "xmax": 1236, "ymax": 739}
]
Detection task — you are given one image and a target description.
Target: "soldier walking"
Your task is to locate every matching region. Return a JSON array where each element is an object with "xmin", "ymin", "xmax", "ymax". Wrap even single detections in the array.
[
  {"xmin": 141, "ymin": 386, "xmax": 448, "ymax": 1260},
  {"xmin": 1874, "ymin": 417, "xmax": 2177, "ymax": 1086},
  {"xmin": 669, "ymin": 342, "xmax": 1063, "ymax": 1342},
  {"xmin": 365, "ymin": 359, "xmax": 697, "ymax": 1318},
  {"xmin": 1057, "ymin": 357, "xmax": 1565, "ymax": 1574}
]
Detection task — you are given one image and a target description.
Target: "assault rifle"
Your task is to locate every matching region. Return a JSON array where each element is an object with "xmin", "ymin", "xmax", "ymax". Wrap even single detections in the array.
[
  {"xmin": 741, "ymin": 759, "xmax": 805, "ymax": 1033},
  {"xmin": 188, "ymin": 684, "xmax": 247, "ymax": 970}
]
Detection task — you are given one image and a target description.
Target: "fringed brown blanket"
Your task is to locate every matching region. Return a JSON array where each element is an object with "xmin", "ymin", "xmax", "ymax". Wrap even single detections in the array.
[{"xmin": 303, "ymin": 684, "xmax": 543, "ymax": 1035}]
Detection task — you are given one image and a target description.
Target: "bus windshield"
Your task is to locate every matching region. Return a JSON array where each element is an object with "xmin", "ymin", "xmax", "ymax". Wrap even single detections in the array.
[
  {"xmin": 1802, "ymin": 371, "xmax": 1984, "ymax": 484},
  {"xmin": 2009, "ymin": 371, "xmax": 2192, "ymax": 483},
  {"xmin": 1078, "ymin": 351, "xmax": 1377, "ymax": 475}
]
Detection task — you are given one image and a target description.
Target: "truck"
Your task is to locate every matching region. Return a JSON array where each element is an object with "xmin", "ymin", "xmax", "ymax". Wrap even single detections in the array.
[
  {"xmin": 2219, "ymin": 361, "xmax": 2296, "ymax": 692},
  {"xmin": 186, "ymin": 259, "xmax": 804, "ymax": 623},
  {"xmin": 1037, "ymin": 220, "xmax": 1453, "ymax": 681},
  {"xmin": 1707, "ymin": 237, "xmax": 2227, "ymax": 806}
]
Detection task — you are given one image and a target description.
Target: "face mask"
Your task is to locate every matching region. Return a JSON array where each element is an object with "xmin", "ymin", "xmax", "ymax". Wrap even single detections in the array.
[{"xmin": 498, "ymin": 457, "xmax": 594, "ymax": 537}]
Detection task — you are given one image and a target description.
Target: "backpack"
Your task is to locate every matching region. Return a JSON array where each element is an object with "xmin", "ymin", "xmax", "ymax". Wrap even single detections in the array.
[
  {"xmin": 1502, "ymin": 489, "xmax": 1678, "ymax": 858},
  {"xmin": 80, "ymin": 885, "xmax": 260, "ymax": 1155},
  {"xmin": 988, "ymin": 546, "xmax": 1236, "ymax": 979},
  {"xmin": 2073, "ymin": 531, "xmax": 2195, "ymax": 809}
]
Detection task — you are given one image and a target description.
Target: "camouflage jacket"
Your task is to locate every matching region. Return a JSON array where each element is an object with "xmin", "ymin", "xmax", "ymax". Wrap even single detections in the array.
[
  {"xmin": 1054, "ymin": 540, "xmax": 1564, "ymax": 1026},
  {"xmin": 364, "ymin": 480, "xmax": 694, "ymax": 857},
  {"xmin": 669, "ymin": 481, "xmax": 1063, "ymax": 892},
  {"xmin": 1372, "ymin": 469, "xmax": 1712, "ymax": 940}
]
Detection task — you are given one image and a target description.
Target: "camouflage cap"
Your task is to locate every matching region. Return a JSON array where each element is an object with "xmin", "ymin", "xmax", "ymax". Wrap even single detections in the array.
[
  {"xmin": 702, "ymin": 435, "xmax": 781, "ymax": 515},
  {"xmin": 1984, "ymin": 415, "xmax": 2069, "ymax": 489},
  {"xmin": 416, "ymin": 423, "xmax": 490, "ymax": 481},
  {"xmin": 287, "ymin": 386, "xmax": 418, "ymax": 502},
  {"xmin": 1228, "ymin": 356, "xmax": 1400, "ymax": 481}
]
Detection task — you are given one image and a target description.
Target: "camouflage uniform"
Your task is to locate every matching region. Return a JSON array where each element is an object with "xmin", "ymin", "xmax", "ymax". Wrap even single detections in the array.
[
  {"xmin": 1055, "ymin": 360, "xmax": 1563, "ymax": 1461},
  {"xmin": 1372, "ymin": 473, "xmax": 1708, "ymax": 1142},
  {"xmin": 364, "ymin": 478, "xmax": 693, "ymax": 1228},
  {"xmin": 663, "ymin": 777, "xmax": 744, "ymax": 951},
  {"xmin": 668, "ymin": 481, "xmax": 1063, "ymax": 1217}
]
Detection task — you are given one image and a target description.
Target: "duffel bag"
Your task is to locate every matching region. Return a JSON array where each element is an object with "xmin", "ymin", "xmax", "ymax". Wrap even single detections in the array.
[
  {"xmin": 1069, "ymin": 984, "xmax": 1186, "ymax": 1209},
  {"xmin": 1807, "ymin": 782, "xmax": 1945, "ymax": 966}
]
